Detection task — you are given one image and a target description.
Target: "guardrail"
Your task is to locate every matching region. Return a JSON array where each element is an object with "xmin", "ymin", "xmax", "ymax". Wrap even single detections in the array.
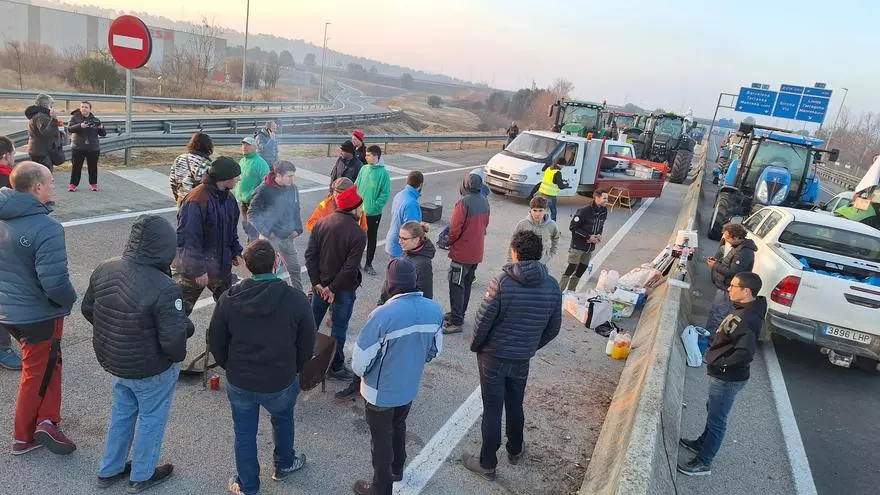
[{"xmin": 815, "ymin": 164, "xmax": 859, "ymax": 190}]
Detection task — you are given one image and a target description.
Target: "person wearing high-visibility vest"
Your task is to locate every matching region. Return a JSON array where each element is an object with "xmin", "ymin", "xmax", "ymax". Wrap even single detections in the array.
[{"xmin": 538, "ymin": 157, "xmax": 568, "ymax": 221}]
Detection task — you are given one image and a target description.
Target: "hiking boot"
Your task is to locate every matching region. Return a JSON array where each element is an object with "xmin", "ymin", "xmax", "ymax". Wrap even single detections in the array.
[
  {"xmin": 335, "ymin": 379, "xmax": 360, "ymax": 400},
  {"xmin": 679, "ymin": 438, "xmax": 701, "ymax": 455},
  {"xmin": 273, "ymin": 453, "xmax": 306, "ymax": 481},
  {"xmin": 328, "ymin": 366, "xmax": 355, "ymax": 381},
  {"xmin": 463, "ymin": 454, "xmax": 496, "ymax": 481},
  {"xmin": 34, "ymin": 421, "xmax": 76, "ymax": 455},
  {"xmin": 442, "ymin": 322, "xmax": 463, "ymax": 335},
  {"xmin": 0, "ymin": 347, "xmax": 22, "ymax": 370},
  {"xmin": 10, "ymin": 440, "xmax": 43, "ymax": 455},
  {"xmin": 98, "ymin": 461, "xmax": 132, "ymax": 488},
  {"xmin": 67, "ymin": 184, "xmax": 77, "ymax": 192},
  {"xmin": 352, "ymin": 480, "xmax": 373, "ymax": 495},
  {"xmin": 677, "ymin": 457, "xmax": 711, "ymax": 477},
  {"xmin": 364, "ymin": 264, "xmax": 376, "ymax": 276},
  {"xmin": 127, "ymin": 464, "xmax": 173, "ymax": 493}
]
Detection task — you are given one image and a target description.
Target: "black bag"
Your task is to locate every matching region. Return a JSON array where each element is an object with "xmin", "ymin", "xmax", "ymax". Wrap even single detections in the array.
[
  {"xmin": 48, "ymin": 144, "xmax": 65, "ymax": 166},
  {"xmin": 594, "ymin": 321, "xmax": 620, "ymax": 338}
]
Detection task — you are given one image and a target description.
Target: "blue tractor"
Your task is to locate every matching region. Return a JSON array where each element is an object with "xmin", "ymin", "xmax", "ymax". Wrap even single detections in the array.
[{"xmin": 707, "ymin": 123, "xmax": 840, "ymax": 240}]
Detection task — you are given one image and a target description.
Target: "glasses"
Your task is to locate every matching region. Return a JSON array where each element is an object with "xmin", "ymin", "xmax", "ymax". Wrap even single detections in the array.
[
  {"xmin": 398, "ymin": 235, "xmax": 415, "ymax": 241},
  {"xmin": 728, "ymin": 284, "xmax": 743, "ymax": 289}
]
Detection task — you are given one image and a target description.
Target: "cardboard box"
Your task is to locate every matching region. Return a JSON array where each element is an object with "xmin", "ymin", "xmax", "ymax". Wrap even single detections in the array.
[{"xmin": 563, "ymin": 294, "xmax": 589, "ymax": 324}]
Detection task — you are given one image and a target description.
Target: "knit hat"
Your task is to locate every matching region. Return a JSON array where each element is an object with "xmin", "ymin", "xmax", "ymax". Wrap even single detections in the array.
[
  {"xmin": 208, "ymin": 156, "xmax": 241, "ymax": 181},
  {"xmin": 335, "ymin": 185, "xmax": 363, "ymax": 211},
  {"xmin": 339, "ymin": 140, "xmax": 357, "ymax": 154},
  {"xmin": 384, "ymin": 258, "xmax": 417, "ymax": 294},
  {"xmin": 352, "ymin": 130, "xmax": 365, "ymax": 142},
  {"xmin": 332, "ymin": 177, "xmax": 354, "ymax": 193}
]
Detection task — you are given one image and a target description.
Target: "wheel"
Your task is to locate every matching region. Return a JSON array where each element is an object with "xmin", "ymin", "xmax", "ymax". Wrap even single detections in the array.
[
  {"xmin": 668, "ymin": 149, "xmax": 693, "ymax": 184},
  {"xmin": 707, "ymin": 191, "xmax": 736, "ymax": 240}
]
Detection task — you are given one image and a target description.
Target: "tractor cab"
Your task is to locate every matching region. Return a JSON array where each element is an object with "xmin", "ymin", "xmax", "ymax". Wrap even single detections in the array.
[
  {"xmin": 631, "ymin": 112, "xmax": 696, "ymax": 183},
  {"xmin": 549, "ymin": 99, "xmax": 607, "ymax": 138}
]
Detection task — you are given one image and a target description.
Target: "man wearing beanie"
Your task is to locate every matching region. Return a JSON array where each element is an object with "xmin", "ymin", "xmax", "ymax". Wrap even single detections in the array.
[
  {"xmin": 350, "ymin": 258, "xmax": 443, "ymax": 495},
  {"xmin": 351, "ymin": 130, "xmax": 367, "ymax": 164},
  {"xmin": 305, "ymin": 185, "xmax": 367, "ymax": 380},
  {"xmin": 329, "ymin": 139, "xmax": 363, "ymax": 189},
  {"xmin": 175, "ymin": 156, "xmax": 244, "ymax": 315},
  {"xmin": 306, "ymin": 177, "xmax": 368, "ymax": 233}
]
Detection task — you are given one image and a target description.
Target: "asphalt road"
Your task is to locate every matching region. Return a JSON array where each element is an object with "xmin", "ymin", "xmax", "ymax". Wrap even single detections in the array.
[{"xmin": 0, "ymin": 147, "xmax": 690, "ymax": 494}]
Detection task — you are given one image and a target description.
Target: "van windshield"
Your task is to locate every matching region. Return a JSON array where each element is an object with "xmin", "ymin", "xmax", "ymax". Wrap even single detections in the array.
[
  {"xmin": 779, "ymin": 222, "xmax": 880, "ymax": 263},
  {"xmin": 505, "ymin": 134, "xmax": 563, "ymax": 162}
]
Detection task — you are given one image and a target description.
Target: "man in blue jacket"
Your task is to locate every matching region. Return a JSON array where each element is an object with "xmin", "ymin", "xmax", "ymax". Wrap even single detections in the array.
[
  {"xmin": 384, "ymin": 171, "xmax": 424, "ymax": 258},
  {"xmin": 350, "ymin": 258, "xmax": 443, "ymax": 495},
  {"xmin": 464, "ymin": 231, "xmax": 561, "ymax": 481}
]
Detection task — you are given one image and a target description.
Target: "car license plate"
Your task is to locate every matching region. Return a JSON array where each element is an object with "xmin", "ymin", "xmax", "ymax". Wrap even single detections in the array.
[{"xmin": 824, "ymin": 325, "xmax": 873, "ymax": 344}]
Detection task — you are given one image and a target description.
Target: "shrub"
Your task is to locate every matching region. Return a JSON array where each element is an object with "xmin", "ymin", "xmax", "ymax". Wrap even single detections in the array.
[
  {"xmin": 427, "ymin": 95, "xmax": 443, "ymax": 108},
  {"xmin": 74, "ymin": 57, "xmax": 122, "ymax": 93}
]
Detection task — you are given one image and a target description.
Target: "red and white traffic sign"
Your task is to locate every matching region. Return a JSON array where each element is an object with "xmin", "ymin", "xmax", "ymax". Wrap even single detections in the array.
[{"xmin": 108, "ymin": 15, "xmax": 153, "ymax": 70}]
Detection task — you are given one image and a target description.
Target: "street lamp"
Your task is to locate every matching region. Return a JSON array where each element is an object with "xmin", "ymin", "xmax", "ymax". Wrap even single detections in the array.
[
  {"xmin": 826, "ymin": 87, "xmax": 849, "ymax": 152},
  {"xmin": 320, "ymin": 22, "xmax": 331, "ymax": 101},
  {"xmin": 241, "ymin": 0, "xmax": 251, "ymax": 101}
]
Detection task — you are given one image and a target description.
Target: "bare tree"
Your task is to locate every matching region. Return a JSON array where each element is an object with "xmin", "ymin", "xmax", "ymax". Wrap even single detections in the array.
[
  {"xmin": 549, "ymin": 78, "xmax": 574, "ymax": 100},
  {"xmin": 185, "ymin": 17, "xmax": 223, "ymax": 97},
  {"xmin": 0, "ymin": 41, "xmax": 25, "ymax": 89},
  {"xmin": 262, "ymin": 53, "xmax": 282, "ymax": 89}
]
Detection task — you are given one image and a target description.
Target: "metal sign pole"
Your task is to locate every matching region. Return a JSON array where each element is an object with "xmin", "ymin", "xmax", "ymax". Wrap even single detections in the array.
[{"xmin": 125, "ymin": 69, "xmax": 132, "ymax": 166}]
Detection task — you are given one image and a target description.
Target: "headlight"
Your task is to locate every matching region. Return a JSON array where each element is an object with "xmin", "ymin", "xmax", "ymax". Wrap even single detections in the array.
[
  {"xmin": 771, "ymin": 185, "xmax": 789, "ymax": 205},
  {"xmin": 509, "ymin": 174, "xmax": 528, "ymax": 182},
  {"xmin": 756, "ymin": 182, "xmax": 769, "ymax": 203}
]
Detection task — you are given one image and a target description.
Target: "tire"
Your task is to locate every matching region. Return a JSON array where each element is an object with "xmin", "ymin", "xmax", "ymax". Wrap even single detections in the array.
[
  {"xmin": 708, "ymin": 191, "xmax": 735, "ymax": 241},
  {"xmin": 668, "ymin": 149, "xmax": 693, "ymax": 184}
]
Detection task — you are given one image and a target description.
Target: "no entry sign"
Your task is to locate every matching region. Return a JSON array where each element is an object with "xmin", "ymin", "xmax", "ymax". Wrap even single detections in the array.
[{"xmin": 108, "ymin": 15, "xmax": 153, "ymax": 70}]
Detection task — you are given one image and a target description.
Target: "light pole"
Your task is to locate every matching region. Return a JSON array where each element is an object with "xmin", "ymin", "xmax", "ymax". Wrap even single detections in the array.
[
  {"xmin": 826, "ymin": 87, "xmax": 848, "ymax": 152},
  {"xmin": 319, "ymin": 22, "xmax": 331, "ymax": 100},
  {"xmin": 241, "ymin": 0, "xmax": 251, "ymax": 101}
]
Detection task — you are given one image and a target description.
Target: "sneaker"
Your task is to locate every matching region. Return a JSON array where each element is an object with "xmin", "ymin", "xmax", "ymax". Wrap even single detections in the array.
[
  {"xmin": 677, "ymin": 457, "xmax": 711, "ymax": 477},
  {"xmin": 443, "ymin": 311, "xmax": 452, "ymax": 322},
  {"xmin": 90, "ymin": 184, "xmax": 99, "ymax": 192},
  {"xmin": 0, "ymin": 347, "xmax": 22, "ymax": 370},
  {"xmin": 442, "ymin": 322, "xmax": 463, "ymax": 335},
  {"xmin": 507, "ymin": 450, "xmax": 523, "ymax": 465},
  {"xmin": 127, "ymin": 464, "xmax": 173, "ymax": 493},
  {"xmin": 328, "ymin": 366, "xmax": 355, "ymax": 381},
  {"xmin": 363, "ymin": 264, "xmax": 376, "ymax": 276},
  {"xmin": 679, "ymin": 438, "xmax": 701, "ymax": 455},
  {"xmin": 352, "ymin": 480, "xmax": 373, "ymax": 495},
  {"xmin": 227, "ymin": 476, "xmax": 258, "ymax": 495},
  {"xmin": 10, "ymin": 440, "xmax": 43, "ymax": 455},
  {"xmin": 34, "ymin": 421, "xmax": 77, "ymax": 455},
  {"xmin": 334, "ymin": 379, "xmax": 360, "ymax": 400},
  {"xmin": 98, "ymin": 461, "xmax": 132, "ymax": 488},
  {"xmin": 463, "ymin": 454, "xmax": 496, "ymax": 481},
  {"xmin": 67, "ymin": 184, "xmax": 77, "ymax": 192},
  {"xmin": 273, "ymin": 453, "xmax": 306, "ymax": 481}
]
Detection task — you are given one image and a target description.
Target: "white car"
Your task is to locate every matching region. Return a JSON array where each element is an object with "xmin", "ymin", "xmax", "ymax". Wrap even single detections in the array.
[
  {"xmin": 743, "ymin": 206, "xmax": 880, "ymax": 369},
  {"xmin": 817, "ymin": 191, "xmax": 854, "ymax": 214}
]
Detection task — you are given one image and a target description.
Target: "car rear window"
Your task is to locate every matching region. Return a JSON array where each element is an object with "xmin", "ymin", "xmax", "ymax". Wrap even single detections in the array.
[{"xmin": 778, "ymin": 222, "xmax": 880, "ymax": 263}]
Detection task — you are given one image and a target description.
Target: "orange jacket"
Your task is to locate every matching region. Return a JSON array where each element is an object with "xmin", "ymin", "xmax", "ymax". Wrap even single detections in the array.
[{"xmin": 306, "ymin": 195, "xmax": 368, "ymax": 232}]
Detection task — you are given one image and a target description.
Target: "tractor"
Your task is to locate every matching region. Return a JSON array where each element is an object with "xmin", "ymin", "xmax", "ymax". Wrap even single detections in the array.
[
  {"xmin": 632, "ymin": 112, "xmax": 696, "ymax": 184},
  {"xmin": 549, "ymin": 99, "xmax": 608, "ymax": 138},
  {"xmin": 707, "ymin": 122, "xmax": 840, "ymax": 240}
]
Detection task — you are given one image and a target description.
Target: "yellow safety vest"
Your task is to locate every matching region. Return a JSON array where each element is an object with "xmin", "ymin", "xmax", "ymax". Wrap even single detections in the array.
[{"xmin": 538, "ymin": 168, "xmax": 560, "ymax": 196}]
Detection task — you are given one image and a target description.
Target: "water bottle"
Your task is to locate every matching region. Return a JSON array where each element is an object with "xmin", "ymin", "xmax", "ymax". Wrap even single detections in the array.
[
  {"xmin": 605, "ymin": 327, "xmax": 618, "ymax": 356},
  {"xmin": 587, "ymin": 263, "xmax": 594, "ymax": 279}
]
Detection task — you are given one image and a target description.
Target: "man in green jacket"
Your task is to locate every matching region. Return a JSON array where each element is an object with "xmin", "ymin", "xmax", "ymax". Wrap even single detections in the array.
[
  {"xmin": 235, "ymin": 136, "xmax": 271, "ymax": 242},
  {"xmin": 355, "ymin": 145, "xmax": 392, "ymax": 275}
]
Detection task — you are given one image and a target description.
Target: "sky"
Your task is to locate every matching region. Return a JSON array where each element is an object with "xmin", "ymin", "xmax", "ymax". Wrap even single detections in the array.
[{"xmin": 54, "ymin": 0, "xmax": 880, "ymax": 123}]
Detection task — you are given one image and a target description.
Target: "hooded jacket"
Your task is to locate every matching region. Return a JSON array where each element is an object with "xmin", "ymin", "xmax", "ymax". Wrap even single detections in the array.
[
  {"xmin": 67, "ymin": 109, "xmax": 106, "ymax": 152},
  {"xmin": 379, "ymin": 237, "xmax": 437, "ymax": 304},
  {"xmin": 306, "ymin": 193, "xmax": 369, "ymax": 232},
  {"xmin": 305, "ymin": 211, "xmax": 367, "ymax": 293},
  {"xmin": 329, "ymin": 155, "xmax": 363, "ymax": 190},
  {"xmin": 355, "ymin": 158, "xmax": 392, "ymax": 217},
  {"xmin": 448, "ymin": 174, "xmax": 490, "ymax": 264},
  {"xmin": 384, "ymin": 185, "xmax": 422, "ymax": 257},
  {"xmin": 512, "ymin": 212, "xmax": 560, "ymax": 263},
  {"xmin": 248, "ymin": 174, "xmax": 304, "ymax": 239},
  {"xmin": 209, "ymin": 274, "xmax": 316, "ymax": 393},
  {"xmin": 175, "ymin": 181, "xmax": 243, "ymax": 280},
  {"xmin": 706, "ymin": 297, "xmax": 767, "ymax": 381},
  {"xmin": 711, "ymin": 238, "xmax": 757, "ymax": 290},
  {"xmin": 82, "ymin": 215, "xmax": 194, "ymax": 379},
  {"xmin": 569, "ymin": 203, "xmax": 607, "ymax": 253},
  {"xmin": 25, "ymin": 104, "xmax": 62, "ymax": 159},
  {"xmin": 471, "ymin": 260, "xmax": 562, "ymax": 360},
  {"xmin": 255, "ymin": 127, "xmax": 278, "ymax": 166},
  {"xmin": 234, "ymin": 152, "xmax": 270, "ymax": 204},
  {"xmin": 0, "ymin": 189, "xmax": 76, "ymax": 325}
]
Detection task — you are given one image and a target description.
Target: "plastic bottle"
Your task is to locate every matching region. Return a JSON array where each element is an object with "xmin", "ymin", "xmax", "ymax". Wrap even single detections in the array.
[
  {"xmin": 611, "ymin": 333, "xmax": 632, "ymax": 360},
  {"xmin": 588, "ymin": 262, "xmax": 594, "ymax": 279},
  {"xmin": 605, "ymin": 327, "xmax": 618, "ymax": 356}
]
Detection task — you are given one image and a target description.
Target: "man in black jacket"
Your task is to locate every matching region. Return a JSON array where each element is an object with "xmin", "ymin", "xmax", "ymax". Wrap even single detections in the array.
[
  {"xmin": 705, "ymin": 223, "xmax": 757, "ymax": 333},
  {"xmin": 82, "ymin": 214, "xmax": 194, "ymax": 492},
  {"xmin": 678, "ymin": 271, "xmax": 766, "ymax": 477},
  {"xmin": 560, "ymin": 189, "xmax": 608, "ymax": 292},
  {"xmin": 463, "ymin": 231, "xmax": 562, "ymax": 481},
  {"xmin": 328, "ymin": 140, "xmax": 363, "ymax": 190},
  {"xmin": 209, "ymin": 240, "xmax": 316, "ymax": 495}
]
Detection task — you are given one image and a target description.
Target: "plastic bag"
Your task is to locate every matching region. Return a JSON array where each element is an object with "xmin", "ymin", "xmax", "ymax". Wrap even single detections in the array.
[
  {"xmin": 681, "ymin": 325, "xmax": 704, "ymax": 367},
  {"xmin": 596, "ymin": 269, "xmax": 620, "ymax": 293},
  {"xmin": 618, "ymin": 263, "xmax": 662, "ymax": 289}
]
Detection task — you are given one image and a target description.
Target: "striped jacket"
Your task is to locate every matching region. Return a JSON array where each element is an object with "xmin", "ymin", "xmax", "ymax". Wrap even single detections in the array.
[{"xmin": 352, "ymin": 291, "xmax": 443, "ymax": 407}]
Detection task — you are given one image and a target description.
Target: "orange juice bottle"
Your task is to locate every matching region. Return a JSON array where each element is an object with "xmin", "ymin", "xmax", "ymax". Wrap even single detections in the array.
[{"xmin": 611, "ymin": 333, "xmax": 632, "ymax": 360}]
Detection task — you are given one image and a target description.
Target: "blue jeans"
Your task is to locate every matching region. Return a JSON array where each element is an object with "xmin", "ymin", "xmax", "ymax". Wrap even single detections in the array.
[
  {"xmin": 705, "ymin": 288, "xmax": 733, "ymax": 335},
  {"xmin": 547, "ymin": 195, "xmax": 558, "ymax": 222},
  {"xmin": 98, "ymin": 363, "xmax": 180, "ymax": 482},
  {"xmin": 695, "ymin": 376, "xmax": 747, "ymax": 465},
  {"xmin": 311, "ymin": 290, "xmax": 356, "ymax": 370},
  {"xmin": 227, "ymin": 379, "xmax": 300, "ymax": 495}
]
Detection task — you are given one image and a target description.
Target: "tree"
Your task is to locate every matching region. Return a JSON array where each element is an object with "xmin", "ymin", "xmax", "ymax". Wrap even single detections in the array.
[
  {"xmin": 279, "ymin": 50, "xmax": 294, "ymax": 67},
  {"xmin": 185, "ymin": 17, "xmax": 223, "ymax": 97},
  {"xmin": 508, "ymin": 88, "xmax": 535, "ymax": 119},
  {"xmin": 0, "ymin": 42, "xmax": 25, "ymax": 90},
  {"xmin": 401, "ymin": 73, "xmax": 414, "ymax": 89},
  {"xmin": 74, "ymin": 57, "xmax": 122, "ymax": 93},
  {"xmin": 622, "ymin": 103, "xmax": 645, "ymax": 114},
  {"xmin": 262, "ymin": 52, "xmax": 282, "ymax": 89},
  {"xmin": 486, "ymin": 91, "xmax": 509, "ymax": 113},
  {"xmin": 549, "ymin": 78, "xmax": 574, "ymax": 100},
  {"xmin": 427, "ymin": 95, "xmax": 443, "ymax": 108},
  {"xmin": 742, "ymin": 116, "xmax": 756, "ymax": 125},
  {"xmin": 347, "ymin": 62, "xmax": 366, "ymax": 79},
  {"xmin": 369, "ymin": 65, "xmax": 378, "ymax": 76},
  {"xmin": 304, "ymin": 53, "xmax": 317, "ymax": 68},
  {"xmin": 227, "ymin": 57, "xmax": 261, "ymax": 90}
]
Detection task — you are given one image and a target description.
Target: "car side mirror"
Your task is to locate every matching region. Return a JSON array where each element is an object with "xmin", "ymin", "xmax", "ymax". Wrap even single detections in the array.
[{"xmin": 829, "ymin": 149, "xmax": 840, "ymax": 162}]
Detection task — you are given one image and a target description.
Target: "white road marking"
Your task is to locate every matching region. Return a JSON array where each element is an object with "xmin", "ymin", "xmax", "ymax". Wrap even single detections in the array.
[
  {"xmin": 109, "ymin": 169, "xmax": 174, "ymax": 198},
  {"xmin": 400, "ymin": 153, "xmax": 465, "ymax": 168},
  {"xmin": 762, "ymin": 342, "xmax": 818, "ymax": 495},
  {"xmin": 112, "ymin": 34, "xmax": 144, "ymax": 50},
  {"xmin": 395, "ymin": 194, "xmax": 658, "ymax": 494},
  {"xmin": 294, "ymin": 168, "xmax": 333, "ymax": 187},
  {"xmin": 382, "ymin": 163, "xmax": 411, "ymax": 176}
]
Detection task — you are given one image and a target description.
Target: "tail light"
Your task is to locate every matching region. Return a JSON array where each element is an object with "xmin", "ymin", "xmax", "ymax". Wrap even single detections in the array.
[{"xmin": 771, "ymin": 276, "xmax": 801, "ymax": 306}]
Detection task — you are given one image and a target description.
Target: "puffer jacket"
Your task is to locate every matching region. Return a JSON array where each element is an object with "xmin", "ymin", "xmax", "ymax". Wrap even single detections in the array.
[
  {"xmin": 569, "ymin": 203, "xmax": 607, "ymax": 253},
  {"xmin": 448, "ymin": 174, "xmax": 490, "ymax": 264},
  {"xmin": 711, "ymin": 238, "xmax": 757, "ymax": 290},
  {"xmin": 706, "ymin": 297, "xmax": 767, "ymax": 382},
  {"xmin": 82, "ymin": 215, "xmax": 194, "ymax": 379},
  {"xmin": 25, "ymin": 105, "xmax": 62, "ymax": 159},
  {"xmin": 67, "ymin": 109, "xmax": 106, "ymax": 152},
  {"xmin": 471, "ymin": 260, "xmax": 562, "ymax": 360},
  {"xmin": 379, "ymin": 237, "xmax": 437, "ymax": 304},
  {"xmin": 175, "ymin": 181, "xmax": 243, "ymax": 280},
  {"xmin": 0, "ymin": 188, "xmax": 76, "ymax": 325},
  {"xmin": 511, "ymin": 212, "xmax": 560, "ymax": 263}
]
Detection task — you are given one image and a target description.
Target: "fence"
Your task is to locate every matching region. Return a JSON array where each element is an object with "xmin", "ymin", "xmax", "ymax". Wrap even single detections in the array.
[{"xmin": 814, "ymin": 164, "xmax": 860, "ymax": 190}]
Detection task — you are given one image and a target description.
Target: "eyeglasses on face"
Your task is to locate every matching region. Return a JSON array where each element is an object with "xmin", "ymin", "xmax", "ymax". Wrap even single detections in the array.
[{"xmin": 398, "ymin": 235, "xmax": 415, "ymax": 241}]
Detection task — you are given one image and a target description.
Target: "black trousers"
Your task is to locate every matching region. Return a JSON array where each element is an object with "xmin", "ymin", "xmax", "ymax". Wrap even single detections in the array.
[
  {"xmin": 175, "ymin": 275, "xmax": 232, "ymax": 316},
  {"xmin": 448, "ymin": 262, "xmax": 477, "ymax": 325},
  {"xmin": 365, "ymin": 214, "xmax": 382, "ymax": 266},
  {"xmin": 478, "ymin": 353, "xmax": 529, "ymax": 469},
  {"xmin": 70, "ymin": 150, "xmax": 100, "ymax": 186},
  {"xmin": 365, "ymin": 401, "xmax": 411, "ymax": 495}
]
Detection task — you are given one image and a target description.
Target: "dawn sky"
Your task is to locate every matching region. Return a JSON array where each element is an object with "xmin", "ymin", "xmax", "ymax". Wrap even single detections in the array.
[{"xmin": 53, "ymin": 0, "xmax": 880, "ymax": 123}]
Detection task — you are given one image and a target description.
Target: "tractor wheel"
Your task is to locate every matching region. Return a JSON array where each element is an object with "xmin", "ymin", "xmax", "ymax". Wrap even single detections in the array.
[
  {"xmin": 708, "ymin": 191, "xmax": 736, "ymax": 241},
  {"xmin": 668, "ymin": 149, "xmax": 693, "ymax": 184}
]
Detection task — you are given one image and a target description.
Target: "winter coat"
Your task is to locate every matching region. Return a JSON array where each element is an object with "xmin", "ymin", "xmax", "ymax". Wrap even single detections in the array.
[
  {"xmin": 0, "ymin": 164, "xmax": 11, "ymax": 188},
  {"xmin": 355, "ymin": 145, "xmax": 367, "ymax": 166},
  {"xmin": 384, "ymin": 185, "xmax": 422, "ymax": 257},
  {"xmin": 352, "ymin": 291, "xmax": 443, "ymax": 407},
  {"xmin": 448, "ymin": 174, "xmax": 490, "ymax": 265},
  {"xmin": 82, "ymin": 215, "xmax": 194, "ymax": 380},
  {"xmin": 507, "ymin": 125, "xmax": 520, "ymax": 139},
  {"xmin": 706, "ymin": 297, "xmax": 767, "ymax": 382},
  {"xmin": 255, "ymin": 128, "xmax": 278, "ymax": 166},
  {"xmin": 569, "ymin": 203, "xmax": 608, "ymax": 253},
  {"xmin": 66, "ymin": 109, "xmax": 106, "ymax": 152},
  {"xmin": 329, "ymin": 155, "xmax": 363, "ymax": 189},
  {"xmin": 0, "ymin": 189, "xmax": 77, "ymax": 325},
  {"xmin": 511, "ymin": 213, "xmax": 560, "ymax": 263},
  {"xmin": 248, "ymin": 175, "xmax": 304, "ymax": 239},
  {"xmin": 379, "ymin": 238, "xmax": 436, "ymax": 304},
  {"xmin": 234, "ymin": 152, "xmax": 270, "ymax": 204},
  {"xmin": 174, "ymin": 182, "xmax": 243, "ymax": 280},
  {"xmin": 169, "ymin": 151, "xmax": 211, "ymax": 202},
  {"xmin": 471, "ymin": 260, "xmax": 562, "ymax": 360},
  {"xmin": 209, "ymin": 274, "xmax": 316, "ymax": 393},
  {"xmin": 305, "ymin": 211, "xmax": 367, "ymax": 293},
  {"xmin": 711, "ymin": 238, "xmax": 757, "ymax": 291},
  {"xmin": 306, "ymin": 194, "xmax": 368, "ymax": 232},
  {"xmin": 355, "ymin": 158, "xmax": 392, "ymax": 217},
  {"xmin": 25, "ymin": 105, "xmax": 62, "ymax": 159}
]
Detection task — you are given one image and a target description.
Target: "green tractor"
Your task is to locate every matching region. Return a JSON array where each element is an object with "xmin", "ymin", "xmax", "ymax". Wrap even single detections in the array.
[
  {"xmin": 632, "ymin": 112, "xmax": 696, "ymax": 184},
  {"xmin": 549, "ymin": 99, "xmax": 609, "ymax": 138}
]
